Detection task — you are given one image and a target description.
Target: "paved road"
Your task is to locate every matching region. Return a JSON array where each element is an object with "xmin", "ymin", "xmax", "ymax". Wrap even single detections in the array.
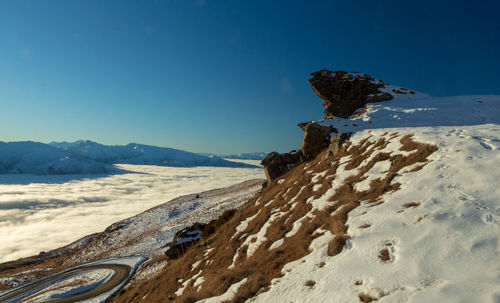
[{"xmin": 0, "ymin": 263, "xmax": 131, "ymax": 303}]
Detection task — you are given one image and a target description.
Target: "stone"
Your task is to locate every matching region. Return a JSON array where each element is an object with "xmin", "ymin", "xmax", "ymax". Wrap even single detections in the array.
[
  {"xmin": 301, "ymin": 122, "xmax": 337, "ymax": 160},
  {"xmin": 261, "ymin": 150, "xmax": 303, "ymax": 185},
  {"xmin": 325, "ymin": 133, "xmax": 351, "ymax": 158},
  {"xmin": 308, "ymin": 70, "xmax": 393, "ymax": 118},
  {"xmin": 165, "ymin": 224, "xmax": 205, "ymax": 259}
]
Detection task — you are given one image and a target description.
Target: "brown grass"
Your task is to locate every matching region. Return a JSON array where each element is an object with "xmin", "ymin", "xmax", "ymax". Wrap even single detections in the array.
[
  {"xmin": 403, "ymin": 202, "xmax": 420, "ymax": 208},
  {"xmin": 109, "ymin": 132, "xmax": 437, "ymax": 303},
  {"xmin": 305, "ymin": 280, "xmax": 316, "ymax": 287},
  {"xmin": 359, "ymin": 293, "xmax": 377, "ymax": 302},
  {"xmin": 351, "ymin": 106, "xmax": 369, "ymax": 119},
  {"xmin": 378, "ymin": 249, "xmax": 390, "ymax": 261}
]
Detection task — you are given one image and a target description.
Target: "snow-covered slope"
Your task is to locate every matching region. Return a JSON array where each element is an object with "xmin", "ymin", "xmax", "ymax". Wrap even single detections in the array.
[
  {"xmin": 252, "ymin": 125, "xmax": 500, "ymax": 303},
  {"xmin": 107, "ymin": 90, "xmax": 499, "ymax": 303}
]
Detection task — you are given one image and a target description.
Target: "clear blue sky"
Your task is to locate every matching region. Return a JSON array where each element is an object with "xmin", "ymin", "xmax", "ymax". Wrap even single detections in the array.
[{"xmin": 1, "ymin": 0, "xmax": 499, "ymax": 154}]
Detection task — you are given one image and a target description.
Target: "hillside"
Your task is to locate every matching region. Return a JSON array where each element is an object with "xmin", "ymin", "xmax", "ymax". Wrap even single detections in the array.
[{"xmin": 1, "ymin": 71, "xmax": 498, "ymax": 303}]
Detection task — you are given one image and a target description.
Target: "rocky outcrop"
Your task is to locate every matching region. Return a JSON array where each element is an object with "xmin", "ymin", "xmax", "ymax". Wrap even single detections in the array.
[
  {"xmin": 262, "ymin": 70, "xmax": 394, "ymax": 184},
  {"xmin": 324, "ymin": 133, "xmax": 351, "ymax": 158},
  {"xmin": 261, "ymin": 150, "xmax": 303, "ymax": 185},
  {"xmin": 308, "ymin": 70, "xmax": 393, "ymax": 118},
  {"xmin": 300, "ymin": 122, "xmax": 337, "ymax": 160},
  {"xmin": 165, "ymin": 224, "xmax": 205, "ymax": 259}
]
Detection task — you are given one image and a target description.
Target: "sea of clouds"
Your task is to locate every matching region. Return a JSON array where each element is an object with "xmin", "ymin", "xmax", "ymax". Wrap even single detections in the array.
[{"xmin": 0, "ymin": 161, "xmax": 264, "ymax": 262}]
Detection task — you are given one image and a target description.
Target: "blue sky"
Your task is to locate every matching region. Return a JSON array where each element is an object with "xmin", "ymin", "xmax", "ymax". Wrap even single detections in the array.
[{"xmin": 1, "ymin": 0, "xmax": 499, "ymax": 154}]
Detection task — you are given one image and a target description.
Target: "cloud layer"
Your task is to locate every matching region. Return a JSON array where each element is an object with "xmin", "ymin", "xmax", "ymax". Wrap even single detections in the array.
[{"xmin": 0, "ymin": 162, "xmax": 264, "ymax": 262}]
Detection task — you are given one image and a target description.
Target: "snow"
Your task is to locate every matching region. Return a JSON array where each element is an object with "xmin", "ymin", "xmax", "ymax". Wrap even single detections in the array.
[
  {"xmin": 25, "ymin": 269, "xmax": 114, "ymax": 303},
  {"xmin": 268, "ymin": 238, "xmax": 284, "ymax": 251},
  {"xmin": 252, "ymin": 124, "xmax": 500, "ymax": 303},
  {"xmin": 176, "ymin": 270, "xmax": 203, "ymax": 296},
  {"xmin": 233, "ymin": 210, "xmax": 261, "ymax": 239},
  {"xmin": 353, "ymin": 160, "xmax": 391, "ymax": 192},
  {"xmin": 317, "ymin": 94, "xmax": 500, "ymax": 134},
  {"xmin": 243, "ymin": 211, "xmax": 283, "ymax": 258},
  {"xmin": 197, "ymin": 278, "xmax": 248, "ymax": 303},
  {"xmin": 0, "ymin": 162, "xmax": 264, "ymax": 262},
  {"xmin": 2, "ymin": 257, "xmax": 145, "ymax": 303}
]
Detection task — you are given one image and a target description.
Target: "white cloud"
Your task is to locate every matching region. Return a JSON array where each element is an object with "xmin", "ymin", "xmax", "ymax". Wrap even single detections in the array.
[{"xmin": 0, "ymin": 162, "xmax": 264, "ymax": 262}]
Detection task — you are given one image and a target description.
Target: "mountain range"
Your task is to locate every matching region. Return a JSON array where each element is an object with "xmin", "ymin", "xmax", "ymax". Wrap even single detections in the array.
[{"xmin": 0, "ymin": 140, "xmax": 257, "ymax": 175}]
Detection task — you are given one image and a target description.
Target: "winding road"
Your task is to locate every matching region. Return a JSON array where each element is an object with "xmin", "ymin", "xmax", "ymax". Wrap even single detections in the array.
[{"xmin": 0, "ymin": 263, "xmax": 131, "ymax": 303}]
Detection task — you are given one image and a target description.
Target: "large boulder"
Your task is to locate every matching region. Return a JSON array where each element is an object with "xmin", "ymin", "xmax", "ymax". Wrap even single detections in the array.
[
  {"xmin": 261, "ymin": 150, "xmax": 303, "ymax": 185},
  {"xmin": 308, "ymin": 70, "xmax": 393, "ymax": 118},
  {"xmin": 165, "ymin": 224, "xmax": 205, "ymax": 259},
  {"xmin": 324, "ymin": 132, "xmax": 351, "ymax": 158},
  {"xmin": 300, "ymin": 122, "xmax": 337, "ymax": 160}
]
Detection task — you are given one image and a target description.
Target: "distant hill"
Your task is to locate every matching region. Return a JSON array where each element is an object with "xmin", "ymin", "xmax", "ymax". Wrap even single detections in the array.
[
  {"xmin": 0, "ymin": 140, "xmax": 258, "ymax": 175},
  {"xmin": 199, "ymin": 152, "xmax": 268, "ymax": 160},
  {"xmin": 0, "ymin": 141, "xmax": 110, "ymax": 175}
]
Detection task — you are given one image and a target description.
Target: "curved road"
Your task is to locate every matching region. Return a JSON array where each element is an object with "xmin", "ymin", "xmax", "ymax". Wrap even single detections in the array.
[{"xmin": 0, "ymin": 264, "xmax": 131, "ymax": 303}]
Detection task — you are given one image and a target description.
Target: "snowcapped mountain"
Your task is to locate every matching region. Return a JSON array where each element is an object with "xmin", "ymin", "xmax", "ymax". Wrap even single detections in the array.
[
  {"xmin": 50, "ymin": 140, "xmax": 257, "ymax": 168},
  {"xmin": 0, "ymin": 140, "xmax": 256, "ymax": 175},
  {"xmin": 198, "ymin": 152, "xmax": 268, "ymax": 160},
  {"xmin": 0, "ymin": 141, "xmax": 111, "ymax": 175},
  {"xmin": 221, "ymin": 152, "xmax": 268, "ymax": 160},
  {"xmin": 1, "ymin": 71, "xmax": 498, "ymax": 303}
]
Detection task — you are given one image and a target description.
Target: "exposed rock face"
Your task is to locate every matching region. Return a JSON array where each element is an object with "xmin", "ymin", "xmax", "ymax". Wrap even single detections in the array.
[
  {"xmin": 325, "ymin": 133, "xmax": 351, "ymax": 158},
  {"xmin": 309, "ymin": 70, "xmax": 393, "ymax": 118},
  {"xmin": 263, "ymin": 70, "xmax": 394, "ymax": 183},
  {"xmin": 165, "ymin": 224, "xmax": 205, "ymax": 259},
  {"xmin": 300, "ymin": 122, "xmax": 337, "ymax": 160},
  {"xmin": 261, "ymin": 150, "xmax": 302, "ymax": 185}
]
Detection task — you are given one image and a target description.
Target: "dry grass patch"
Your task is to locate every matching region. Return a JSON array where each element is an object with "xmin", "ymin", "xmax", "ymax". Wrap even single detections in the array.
[
  {"xmin": 359, "ymin": 293, "xmax": 377, "ymax": 302},
  {"xmin": 378, "ymin": 249, "xmax": 390, "ymax": 261},
  {"xmin": 403, "ymin": 202, "xmax": 420, "ymax": 208},
  {"xmin": 305, "ymin": 280, "xmax": 316, "ymax": 287}
]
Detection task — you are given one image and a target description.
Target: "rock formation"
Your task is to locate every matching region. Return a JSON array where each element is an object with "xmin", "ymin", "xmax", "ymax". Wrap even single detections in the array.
[
  {"xmin": 165, "ymin": 224, "xmax": 205, "ymax": 259},
  {"xmin": 308, "ymin": 70, "xmax": 393, "ymax": 118},
  {"xmin": 261, "ymin": 70, "xmax": 393, "ymax": 184},
  {"xmin": 261, "ymin": 150, "xmax": 302, "ymax": 185},
  {"xmin": 299, "ymin": 122, "xmax": 337, "ymax": 160}
]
